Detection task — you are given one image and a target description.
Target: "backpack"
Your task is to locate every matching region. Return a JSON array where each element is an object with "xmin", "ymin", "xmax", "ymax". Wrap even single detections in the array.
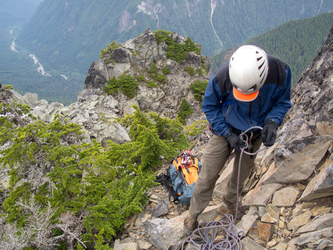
[{"xmin": 156, "ymin": 150, "xmax": 202, "ymax": 205}]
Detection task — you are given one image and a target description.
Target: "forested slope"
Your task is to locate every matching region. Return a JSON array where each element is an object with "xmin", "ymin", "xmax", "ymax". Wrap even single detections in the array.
[{"xmin": 6, "ymin": 0, "xmax": 330, "ymax": 104}]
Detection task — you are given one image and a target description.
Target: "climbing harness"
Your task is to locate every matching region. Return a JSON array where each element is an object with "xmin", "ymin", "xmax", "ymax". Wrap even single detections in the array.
[{"xmin": 178, "ymin": 126, "xmax": 265, "ymax": 250}]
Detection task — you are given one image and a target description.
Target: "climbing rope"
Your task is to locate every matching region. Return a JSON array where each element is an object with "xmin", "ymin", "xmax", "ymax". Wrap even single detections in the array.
[{"xmin": 178, "ymin": 126, "xmax": 265, "ymax": 250}]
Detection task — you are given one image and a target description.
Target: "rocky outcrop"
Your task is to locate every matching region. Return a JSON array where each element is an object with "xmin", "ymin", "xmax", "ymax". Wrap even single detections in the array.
[
  {"xmin": 14, "ymin": 29, "xmax": 210, "ymax": 145},
  {"xmin": 84, "ymin": 29, "xmax": 209, "ymax": 123},
  {"xmin": 112, "ymin": 27, "xmax": 333, "ymax": 249}
]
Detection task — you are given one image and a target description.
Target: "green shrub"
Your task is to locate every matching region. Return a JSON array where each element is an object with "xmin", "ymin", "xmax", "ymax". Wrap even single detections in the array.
[
  {"xmin": 2, "ymin": 182, "xmax": 32, "ymax": 226},
  {"xmin": 184, "ymin": 36, "xmax": 201, "ymax": 55},
  {"xmin": 104, "ymin": 75, "xmax": 139, "ymax": 99},
  {"xmin": 154, "ymin": 29, "xmax": 173, "ymax": 45},
  {"xmin": 166, "ymin": 43, "xmax": 188, "ymax": 63},
  {"xmin": 190, "ymin": 80, "xmax": 209, "ymax": 103},
  {"xmin": 196, "ymin": 68, "xmax": 203, "ymax": 76},
  {"xmin": 156, "ymin": 74, "xmax": 166, "ymax": 83},
  {"xmin": 178, "ymin": 99, "xmax": 193, "ymax": 124},
  {"xmin": 148, "ymin": 60, "xmax": 158, "ymax": 77},
  {"xmin": 185, "ymin": 119, "xmax": 208, "ymax": 137},
  {"xmin": 4, "ymin": 84, "xmax": 13, "ymax": 90},
  {"xmin": 100, "ymin": 41, "xmax": 119, "ymax": 59},
  {"xmin": 136, "ymin": 75, "xmax": 146, "ymax": 81},
  {"xmin": 153, "ymin": 30, "xmax": 202, "ymax": 63},
  {"xmin": 147, "ymin": 81, "xmax": 158, "ymax": 88},
  {"xmin": 201, "ymin": 56, "xmax": 208, "ymax": 74},
  {"xmin": 162, "ymin": 68, "xmax": 170, "ymax": 75},
  {"xmin": 148, "ymin": 61, "xmax": 166, "ymax": 83},
  {"xmin": 0, "ymin": 102, "xmax": 188, "ymax": 248},
  {"xmin": 104, "ymin": 77, "xmax": 118, "ymax": 95},
  {"xmin": 185, "ymin": 67, "xmax": 195, "ymax": 76}
]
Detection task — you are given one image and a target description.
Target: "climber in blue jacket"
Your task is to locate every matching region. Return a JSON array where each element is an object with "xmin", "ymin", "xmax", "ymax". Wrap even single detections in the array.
[{"xmin": 184, "ymin": 45, "xmax": 291, "ymax": 233}]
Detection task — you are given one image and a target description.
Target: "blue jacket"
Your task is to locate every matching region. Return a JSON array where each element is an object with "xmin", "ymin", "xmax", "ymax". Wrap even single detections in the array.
[{"xmin": 202, "ymin": 55, "xmax": 291, "ymax": 137}]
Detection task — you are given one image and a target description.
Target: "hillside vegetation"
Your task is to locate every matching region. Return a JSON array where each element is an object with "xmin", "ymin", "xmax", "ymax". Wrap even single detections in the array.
[
  {"xmin": 210, "ymin": 12, "xmax": 333, "ymax": 87},
  {"xmin": 2, "ymin": 0, "xmax": 330, "ymax": 104},
  {"xmin": 0, "ymin": 87, "xmax": 193, "ymax": 248}
]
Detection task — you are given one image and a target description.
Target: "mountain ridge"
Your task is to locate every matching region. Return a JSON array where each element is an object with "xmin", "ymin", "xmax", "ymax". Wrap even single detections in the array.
[
  {"xmin": 7, "ymin": 1, "xmax": 331, "ymax": 103},
  {"xmin": 0, "ymin": 25, "xmax": 332, "ymax": 249}
]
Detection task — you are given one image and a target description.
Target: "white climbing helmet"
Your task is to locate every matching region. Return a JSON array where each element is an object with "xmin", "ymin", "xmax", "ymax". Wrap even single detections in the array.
[{"xmin": 229, "ymin": 45, "xmax": 268, "ymax": 102}]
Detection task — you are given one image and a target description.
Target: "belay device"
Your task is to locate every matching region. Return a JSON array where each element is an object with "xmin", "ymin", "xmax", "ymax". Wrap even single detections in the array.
[{"xmin": 156, "ymin": 150, "xmax": 202, "ymax": 205}]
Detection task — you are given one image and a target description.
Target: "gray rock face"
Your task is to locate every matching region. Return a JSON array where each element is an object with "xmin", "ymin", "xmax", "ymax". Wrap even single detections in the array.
[
  {"xmin": 261, "ymin": 136, "xmax": 332, "ymax": 184},
  {"xmin": 300, "ymin": 163, "xmax": 333, "ymax": 201},
  {"xmin": 286, "ymin": 26, "xmax": 333, "ymax": 140},
  {"xmin": 83, "ymin": 28, "xmax": 209, "ymax": 124},
  {"xmin": 84, "ymin": 60, "xmax": 108, "ymax": 89}
]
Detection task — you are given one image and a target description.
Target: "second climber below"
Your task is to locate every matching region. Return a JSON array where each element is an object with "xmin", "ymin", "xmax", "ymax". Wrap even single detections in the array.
[{"xmin": 184, "ymin": 45, "xmax": 292, "ymax": 233}]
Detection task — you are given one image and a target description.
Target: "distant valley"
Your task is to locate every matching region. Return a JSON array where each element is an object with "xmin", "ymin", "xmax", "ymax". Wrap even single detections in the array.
[{"xmin": 0, "ymin": 0, "xmax": 332, "ymax": 104}]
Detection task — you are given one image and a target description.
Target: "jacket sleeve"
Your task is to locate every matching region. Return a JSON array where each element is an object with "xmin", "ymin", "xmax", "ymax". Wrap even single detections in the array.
[
  {"xmin": 265, "ymin": 66, "xmax": 292, "ymax": 126},
  {"xmin": 202, "ymin": 77, "xmax": 231, "ymax": 137}
]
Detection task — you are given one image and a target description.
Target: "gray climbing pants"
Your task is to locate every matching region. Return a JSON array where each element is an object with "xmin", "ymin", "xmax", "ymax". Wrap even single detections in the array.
[{"xmin": 189, "ymin": 133, "xmax": 262, "ymax": 218}]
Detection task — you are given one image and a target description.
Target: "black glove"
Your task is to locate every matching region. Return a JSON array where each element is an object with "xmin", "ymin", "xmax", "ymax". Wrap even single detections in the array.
[
  {"xmin": 261, "ymin": 120, "xmax": 278, "ymax": 147},
  {"xmin": 225, "ymin": 132, "xmax": 246, "ymax": 152}
]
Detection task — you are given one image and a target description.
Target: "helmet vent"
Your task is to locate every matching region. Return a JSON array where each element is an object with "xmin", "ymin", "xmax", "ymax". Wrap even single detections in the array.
[
  {"xmin": 257, "ymin": 56, "xmax": 262, "ymax": 61},
  {"xmin": 258, "ymin": 61, "xmax": 265, "ymax": 70},
  {"xmin": 248, "ymin": 84, "xmax": 257, "ymax": 91}
]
